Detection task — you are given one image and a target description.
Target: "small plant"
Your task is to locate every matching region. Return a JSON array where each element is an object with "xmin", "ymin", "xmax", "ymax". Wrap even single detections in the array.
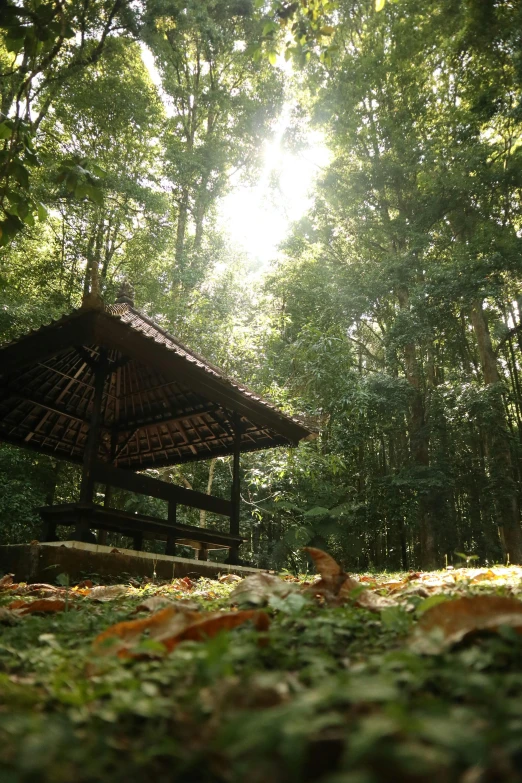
[{"xmin": 454, "ymin": 551, "xmax": 479, "ymax": 568}]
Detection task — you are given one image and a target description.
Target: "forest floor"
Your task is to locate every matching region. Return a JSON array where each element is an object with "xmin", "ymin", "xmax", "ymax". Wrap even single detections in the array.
[{"xmin": 1, "ymin": 553, "xmax": 522, "ymax": 783}]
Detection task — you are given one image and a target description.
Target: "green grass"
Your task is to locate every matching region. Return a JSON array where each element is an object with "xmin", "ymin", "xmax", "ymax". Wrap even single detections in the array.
[{"xmin": 1, "ymin": 571, "xmax": 522, "ymax": 782}]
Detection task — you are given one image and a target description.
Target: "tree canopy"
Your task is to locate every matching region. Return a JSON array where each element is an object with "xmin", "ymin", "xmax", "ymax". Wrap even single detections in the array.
[{"xmin": 2, "ymin": 0, "xmax": 522, "ymax": 575}]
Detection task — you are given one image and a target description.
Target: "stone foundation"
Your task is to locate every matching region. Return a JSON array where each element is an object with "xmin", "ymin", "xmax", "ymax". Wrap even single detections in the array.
[{"xmin": 0, "ymin": 541, "xmax": 260, "ymax": 583}]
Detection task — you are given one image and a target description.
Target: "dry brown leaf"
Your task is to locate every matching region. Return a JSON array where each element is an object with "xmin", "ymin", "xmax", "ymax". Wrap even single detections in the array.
[
  {"xmin": 467, "ymin": 569, "xmax": 500, "ymax": 584},
  {"xmin": 355, "ymin": 590, "xmax": 400, "ymax": 610},
  {"xmin": 92, "ymin": 605, "xmax": 269, "ymax": 658},
  {"xmin": 380, "ymin": 580, "xmax": 408, "ymax": 592},
  {"xmin": 304, "ymin": 547, "xmax": 398, "ymax": 611},
  {"xmin": 76, "ymin": 579, "xmax": 94, "ymax": 589},
  {"xmin": 11, "ymin": 583, "xmax": 61, "ymax": 596},
  {"xmin": 0, "ymin": 574, "xmax": 14, "ymax": 589},
  {"xmin": 86, "ymin": 585, "xmax": 130, "ymax": 602},
  {"xmin": 304, "ymin": 547, "xmax": 344, "ymax": 580},
  {"xmin": 229, "ymin": 572, "xmax": 297, "ymax": 606},
  {"xmin": 304, "ymin": 547, "xmax": 359, "ymax": 601},
  {"xmin": 132, "ymin": 596, "xmax": 199, "ymax": 614},
  {"xmin": 163, "ymin": 610, "xmax": 270, "ymax": 651},
  {"xmin": 0, "ymin": 607, "xmax": 21, "ymax": 624},
  {"xmin": 219, "ymin": 574, "xmax": 242, "ymax": 584},
  {"xmin": 8, "ymin": 598, "xmax": 67, "ymax": 615},
  {"xmin": 410, "ymin": 595, "xmax": 522, "ymax": 654}
]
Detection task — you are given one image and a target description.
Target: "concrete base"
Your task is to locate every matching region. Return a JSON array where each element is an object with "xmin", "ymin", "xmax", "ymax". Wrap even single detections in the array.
[{"xmin": 0, "ymin": 541, "xmax": 260, "ymax": 583}]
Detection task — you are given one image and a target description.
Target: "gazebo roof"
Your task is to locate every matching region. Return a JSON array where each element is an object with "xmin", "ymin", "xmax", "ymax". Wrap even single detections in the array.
[{"xmin": 0, "ymin": 299, "xmax": 311, "ymax": 469}]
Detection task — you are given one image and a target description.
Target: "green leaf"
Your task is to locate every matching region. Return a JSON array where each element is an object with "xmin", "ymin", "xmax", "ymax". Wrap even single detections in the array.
[
  {"xmin": 303, "ymin": 506, "xmax": 330, "ymax": 518},
  {"xmin": 8, "ymin": 160, "xmax": 30, "ymax": 189},
  {"xmin": 262, "ymin": 21, "xmax": 278, "ymax": 36},
  {"xmin": 4, "ymin": 35, "xmax": 24, "ymax": 54},
  {"xmin": 37, "ymin": 202, "xmax": 48, "ymax": 221},
  {"xmin": 0, "ymin": 213, "xmax": 24, "ymax": 246},
  {"xmin": 375, "ymin": 0, "xmax": 386, "ymax": 10},
  {"xmin": 74, "ymin": 183, "xmax": 88, "ymax": 199},
  {"xmin": 0, "ymin": 122, "xmax": 13, "ymax": 140},
  {"xmin": 89, "ymin": 163, "xmax": 107, "ymax": 179},
  {"xmin": 86, "ymin": 184, "xmax": 104, "ymax": 206},
  {"xmin": 268, "ymin": 51, "xmax": 277, "ymax": 66}
]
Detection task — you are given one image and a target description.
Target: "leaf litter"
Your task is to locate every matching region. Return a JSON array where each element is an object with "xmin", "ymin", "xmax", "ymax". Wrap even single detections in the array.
[{"xmin": 2, "ymin": 552, "xmax": 522, "ymax": 781}]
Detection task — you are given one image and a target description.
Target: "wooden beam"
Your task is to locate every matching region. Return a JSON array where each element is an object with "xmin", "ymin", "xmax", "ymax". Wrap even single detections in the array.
[
  {"xmin": 91, "ymin": 460, "xmax": 232, "ymax": 516},
  {"xmin": 166, "ymin": 501, "xmax": 177, "ymax": 555},
  {"xmin": 0, "ymin": 311, "xmax": 97, "ymax": 378},
  {"xmin": 0, "ymin": 387, "xmax": 87, "ymax": 426},
  {"xmin": 114, "ymin": 405, "xmax": 219, "ymax": 434},
  {"xmin": 74, "ymin": 346, "xmax": 98, "ymax": 371}
]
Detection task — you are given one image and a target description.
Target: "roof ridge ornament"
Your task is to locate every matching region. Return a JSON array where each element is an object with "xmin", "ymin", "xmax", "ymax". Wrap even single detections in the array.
[{"xmin": 115, "ymin": 279, "xmax": 135, "ymax": 307}]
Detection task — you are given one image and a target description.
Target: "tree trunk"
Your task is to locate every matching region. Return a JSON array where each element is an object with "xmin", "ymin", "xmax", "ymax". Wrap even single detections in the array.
[
  {"xmin": 397, "ymin": 286, "xmax": 437, "ymax": 569},
  {"xmin": 470, "ymin": 299, "xmax": 522, "ymax": 563},
  {"xmin": 175, "ymin": 191, "xmax": 189, "ymax": 275},
  {"xmin": 199, "ymin": 458, "xmax": 217, "ymax": 529}
]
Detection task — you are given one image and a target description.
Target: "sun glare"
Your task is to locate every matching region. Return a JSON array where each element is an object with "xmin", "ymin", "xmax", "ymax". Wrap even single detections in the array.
[
  {"xmin": 141, "ymin": 44, "xmax": 330, "ymax": 269},
  {"xmin": 218, "ymin": 114, "xmax": 330, "ymax": 269}
]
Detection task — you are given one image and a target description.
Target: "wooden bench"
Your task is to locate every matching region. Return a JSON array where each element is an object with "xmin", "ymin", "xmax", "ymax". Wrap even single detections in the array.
[{"xmin": 39, "ymin": 503, "xmax": 244, "ymax": 561}]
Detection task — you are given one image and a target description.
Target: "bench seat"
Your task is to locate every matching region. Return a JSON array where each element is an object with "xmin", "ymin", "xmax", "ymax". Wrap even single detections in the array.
[{"xmin": 39, "ymin": 503, "xmax": 244, "ymax": 560}]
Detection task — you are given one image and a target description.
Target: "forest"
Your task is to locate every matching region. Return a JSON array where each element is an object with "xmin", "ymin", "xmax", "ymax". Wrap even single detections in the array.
[
  {"xmin": 4, "ymin": 2, "xmax": 522, "ymax": 782},
  {"xmin": 3, "ymin": 0, "xmax": 522, "ymax": 572}
]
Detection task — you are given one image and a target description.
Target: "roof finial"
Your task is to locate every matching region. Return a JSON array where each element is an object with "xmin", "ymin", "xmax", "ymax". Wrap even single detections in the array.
[{"xmin": 115, "ymin": 279, "xmax": 134, "ymax": 307}]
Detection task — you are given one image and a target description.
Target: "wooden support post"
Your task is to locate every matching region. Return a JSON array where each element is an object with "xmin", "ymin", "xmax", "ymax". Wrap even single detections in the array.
[
  {"xmin": 133, "ymin": 531, "xmax": 143, "ymax": 551},
  {"xmin": 75, "ymin": 351, "xmax": 108, "ymax": 541},
  {"xmin": 228, "ymin": 414, "xmax": 241, "ymax": 565},
  {"xmin": 97, "ymin": 484, "xmax": 111, "ymax": 545},
  {"xmin": 42, "ymin": 519, "xmax": 57, "ymax": 543},
  {"xmin": 166, "ymin": 501, "xmax": 177, "ymax": 556},
  {"xmin": 197, "ymin": 545, "xmax": 208, "ymax": 561}
]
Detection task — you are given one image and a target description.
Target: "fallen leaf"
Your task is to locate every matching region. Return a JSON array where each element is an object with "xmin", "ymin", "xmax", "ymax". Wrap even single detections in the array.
[
  {"xmin": 11, "ymin": 583, "xmax": 61, "ymax": 596},
  {"xmin": 0, "ymin": 574, "xmax": 14, "ymax": 588},
  {"xmin": 163, "ymin": 610, "xmax": 270, "ymax": 651},
  {"xmin": 304, "ymin": 548, "xmax": 398, "ymax": 611},
  {"xmin": 219, "ymin": 574, "xmax": 243, "ymax": 584},
  {"xmin": 92, "ymin": 605, "xmax": 269, "ymax": 658},
  {"xmin": 76, "ymin": 579, "xmax": 94, "ymax": 589},
  {"xmin": 410, "ymin": 595, "xmax": 522, "ymax": 654},
  {"xmin": 86, "ymin": 585, "xmax": 130, "ymax": 601},
  {"xmin": 0, "ymin": 607, "xmax": 21, "ymax": 625},
  {"xmin": 304, "ymin": 547, "xmax": 359, "ymax": 601},
  {"xmin": 8, "ymin": 599, "xmax": 67, "ymax": 615},
  {"xmin": 379, "ymin": 580, "xmax": 408, "ymax": 592},
  {"xmin": 177, "ymin": 577, "xmax": 194, "ymax": 591},
  {"xmin": 304, "ymin": 547, "xmax": 345, "ymax": 582},
  {"xmin": 133, "ymin": 596, "xmax": 199, "ymax": 614},
  {"xmin": 468, "ymin": 569, "xmax": 500, "ymax": 584},
  {"xmin": 355, "ymin": 590, "xmax": 400, "ymax": 611},
  {"xmin": 229, "ymin": 572, "xmax": 297, "ymax": 606}
]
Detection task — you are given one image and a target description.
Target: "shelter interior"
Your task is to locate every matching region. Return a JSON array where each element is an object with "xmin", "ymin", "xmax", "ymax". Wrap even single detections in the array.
[{"xmin": 0, "ymin": 286, "xmax": 311, "ymax": 564}]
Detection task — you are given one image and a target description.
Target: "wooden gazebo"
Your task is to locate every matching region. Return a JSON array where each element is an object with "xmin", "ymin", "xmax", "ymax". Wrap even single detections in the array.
[{"xmin": 0, "ymin": 285, "xmax": 311, "ymax": 563}]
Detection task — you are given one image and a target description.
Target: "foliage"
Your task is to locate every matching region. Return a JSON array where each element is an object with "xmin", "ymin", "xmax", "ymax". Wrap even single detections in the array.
[{"xmin": 2, "ymin": 560, "xmax": 522, "ymax": 780}]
